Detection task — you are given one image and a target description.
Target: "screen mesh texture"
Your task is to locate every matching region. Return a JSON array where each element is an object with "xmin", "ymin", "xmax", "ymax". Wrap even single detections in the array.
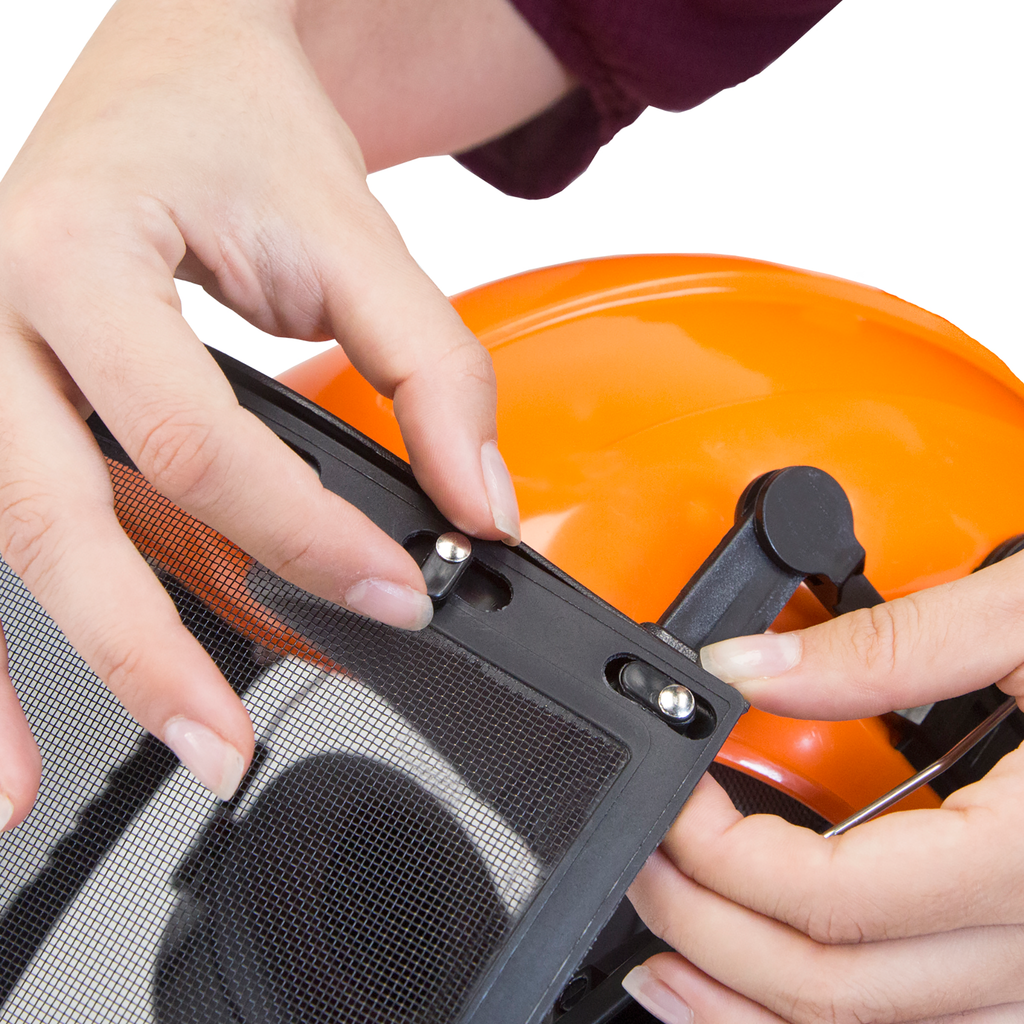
[{"xmin": 0, "ymin": 460, "xmax": 629, "ymax": 1024}]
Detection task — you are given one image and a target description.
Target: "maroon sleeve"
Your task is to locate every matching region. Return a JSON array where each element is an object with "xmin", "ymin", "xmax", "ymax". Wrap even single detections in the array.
[{"xmin": 455, "ymin": 0, "xmax": 842, "ymax": 199}]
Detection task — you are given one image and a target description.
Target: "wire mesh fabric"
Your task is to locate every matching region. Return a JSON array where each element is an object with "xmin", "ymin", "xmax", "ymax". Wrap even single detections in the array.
[{"xmin": 0, "ymin": 457, "xmax": 629, "ymax": 1024}]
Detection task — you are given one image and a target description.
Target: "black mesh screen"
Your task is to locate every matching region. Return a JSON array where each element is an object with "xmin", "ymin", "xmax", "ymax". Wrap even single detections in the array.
[{"xmin": 0, "ymin": 459, "xmax": 629, "ymax": 1024}]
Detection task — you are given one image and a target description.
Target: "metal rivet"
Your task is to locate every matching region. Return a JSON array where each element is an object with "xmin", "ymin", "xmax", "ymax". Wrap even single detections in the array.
[
  {"xmin": 435, "ymin": 532, "xmax": 472, "ymax": 563},
  {"xmin": 657, "ymin": 683, "xmax": 696, "ymax": 722}
]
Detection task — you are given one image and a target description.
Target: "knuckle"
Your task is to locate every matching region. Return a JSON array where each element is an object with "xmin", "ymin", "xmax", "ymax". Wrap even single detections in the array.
[
  {"xmin": 2, "ymin": 183, "xmax": 76, "ymax": 243},
  {"xmin": 785, "ymin": 970, "xmax": 891, "ymax": 1024},
  {"xmin": 260, "ymin": 520, "xmax": 319, "ymax": 582},
  {"xmin": 0, "ymin": 487, "xmax": 64, "ymax": 586},
  {"xmin": 796, "ymin": 853, "xmax": 892, "ymax": 946},
  {"xmin": 848, "ymin": 604, "xmax": 900, "ymax": 675},
  {"xmin": 92, "ymin": 637, "xmax": 148, "ymax": 708},
  {"xmin": 794, "ymin": 995, "xmax": 848, "ymax": 1024},
  {"xmin": 778, "ymin": 970, "xmax": 829, "ymax": 1024},
  {"xmin": 804, "ymin": 899, "xmax": 870, "ymax": 945},
  {"xmin": 1, "ymin": 183, "xmax": 182, "ymax": 305},
  {"xmin": 129, "ymin": 407, "xmax": 223, "ymax": 506},
  {"xmin": 440, "ymin": 337, "xmax": 497, "ymax": 391},
  {"xmin": 1, "ymin": 185, "xmax": 99, "ymax": 281}
]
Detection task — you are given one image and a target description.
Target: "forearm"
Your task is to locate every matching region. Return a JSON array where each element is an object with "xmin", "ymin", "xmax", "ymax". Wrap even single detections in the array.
[
  {"xmin": 23, "ymin": 0, "xmax": 570, "ymax": 184},
  {"xmin": 294, "ymin": 0, "xmax": 573, "ymax": 170}
]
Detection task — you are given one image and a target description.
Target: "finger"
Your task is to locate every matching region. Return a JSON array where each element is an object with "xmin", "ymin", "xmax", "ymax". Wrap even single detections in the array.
[
  {"xmin": 312, "ymin": 193, "xmax": 520, "ymax": 543},
  {"xmin": 627, "ymin": 965, "xmax": 1024, "ymax": 1024},
  {"xmin": 699, "ymin": 551, "xmax": 1024, "ymax": 718},
  {"xmin": 0, "ymin": 624, "xmax": 42, "ymax": 830},
  {"xmin": 660, "ymin": 771, "xmax": 1024, "ymax": 942},
  {"xmin": 10, "ymin": 228, "xmax": 435, "ymax": 630},
  {"xmin": 0, "ymin": 335, "xmax": 254, "ymax": 798},
  {"xmin": 623, "ymin": 951, "xmax": 784, "ymax": 1024},
  {"xmin": 624, "ymin": 952, "xmax": 1024, "ymax": 1024},
  {"xmin": 628, "ymin": 848, "xmax": 1024, "ymax": 1024}
]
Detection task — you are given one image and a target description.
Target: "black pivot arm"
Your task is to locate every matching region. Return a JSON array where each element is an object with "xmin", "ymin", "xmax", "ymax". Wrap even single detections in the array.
[{"xmin": 658, "ymin": 466, "xmax": 883, "ymax": 651}]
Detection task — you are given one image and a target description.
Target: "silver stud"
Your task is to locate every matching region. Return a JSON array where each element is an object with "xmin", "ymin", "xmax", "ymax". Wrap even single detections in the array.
[
  {"xmin": 435, "ymin": 532, "xmax": 472, "ymax": 564},
  {"xmin": 657, "ymin": 684, "xmax": 696, "ymax": 722}
]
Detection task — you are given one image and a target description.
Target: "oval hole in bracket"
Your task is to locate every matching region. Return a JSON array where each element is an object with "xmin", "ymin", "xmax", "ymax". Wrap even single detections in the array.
[
  {"xmin": 404, "ymin": 531, "xmax": 436, "ymax": 564},
  {"xmin": 453, "ymin": 561, "xmax": 512, "ymax": 612},
  {"xmin": 605, "ymin": 654, "xmax": 718, "ymax": 739},
  {"xmin": 403, "ymin": 532, "xmax": 513, "ymax": 612}
]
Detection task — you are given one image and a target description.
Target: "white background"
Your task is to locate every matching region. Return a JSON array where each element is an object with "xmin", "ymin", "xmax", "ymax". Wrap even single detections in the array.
[{"xmin": 1, "ymin": 0, "xmax": 1020, "ymax": 378}]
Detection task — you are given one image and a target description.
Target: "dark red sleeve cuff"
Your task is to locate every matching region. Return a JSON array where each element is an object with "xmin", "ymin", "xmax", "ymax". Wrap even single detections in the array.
[{"xmin": 455, "ymin": 0, "xmax": 842, "ymax": 199}]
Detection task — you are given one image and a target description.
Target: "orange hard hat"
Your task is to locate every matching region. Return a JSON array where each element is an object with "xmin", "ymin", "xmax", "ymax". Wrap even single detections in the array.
[{"xmin": 280, "ymin": 254, "xmax": 1024, "ymax": 825}]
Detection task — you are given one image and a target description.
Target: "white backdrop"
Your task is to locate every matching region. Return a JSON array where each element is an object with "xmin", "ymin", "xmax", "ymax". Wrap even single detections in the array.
[{"xmin": 2, "ymin": 0, "xmax": 1021, "ymax": 378}]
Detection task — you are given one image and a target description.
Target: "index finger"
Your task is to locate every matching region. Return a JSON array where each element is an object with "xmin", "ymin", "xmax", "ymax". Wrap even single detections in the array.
[{"xmin": 662, "ymin": 768, "xmax": 1024, "ymax": 944}]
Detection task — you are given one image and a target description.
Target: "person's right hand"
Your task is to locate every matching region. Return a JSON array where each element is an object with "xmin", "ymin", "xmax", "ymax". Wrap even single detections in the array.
[
  {"xmin": 0, "ymin": 0, "xmax": 571, "ymax": 829},
  {"xmin": 626, "ymin": 556, "xmax": 1024, "ymax": 1023}
]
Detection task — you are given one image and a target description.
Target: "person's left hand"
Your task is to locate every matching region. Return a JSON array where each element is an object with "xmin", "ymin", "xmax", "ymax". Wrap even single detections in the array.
[{"xmin": 626, "ymin": 551, "xmax": 1024, "ymax": 1023}]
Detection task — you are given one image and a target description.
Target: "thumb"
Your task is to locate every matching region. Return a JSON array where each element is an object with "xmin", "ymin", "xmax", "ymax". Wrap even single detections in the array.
[{"xmin": 698, "ymin": 550, "xmax": 1024, "ymax": 719}]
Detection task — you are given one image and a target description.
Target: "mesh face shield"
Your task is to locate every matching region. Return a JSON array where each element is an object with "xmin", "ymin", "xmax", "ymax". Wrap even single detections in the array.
[{"xmin": 0, "ymin": 352, "xmax": 743, "ymax": 1024}]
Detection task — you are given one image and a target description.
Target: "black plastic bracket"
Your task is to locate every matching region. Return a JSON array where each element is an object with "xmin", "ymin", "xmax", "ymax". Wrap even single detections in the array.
[{"xmin": 656, "ymin": 466, "xmax": 883, "ymax": 651}]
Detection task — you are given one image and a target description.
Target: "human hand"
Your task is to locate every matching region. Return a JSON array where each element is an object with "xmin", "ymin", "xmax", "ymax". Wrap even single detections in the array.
[
  {"xmin": 626, "ymin": 552, "xmax": 1024, "ymax": 1022},
  {"xmin": 0, "ymin": 0, "xmax": 567, "ymax": 827}
]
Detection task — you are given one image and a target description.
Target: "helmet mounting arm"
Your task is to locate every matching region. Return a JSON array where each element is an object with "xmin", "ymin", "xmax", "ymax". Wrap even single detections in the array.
[{"xmin": 655, "ymin": 466, "xmax": 884, "ymax": 651}]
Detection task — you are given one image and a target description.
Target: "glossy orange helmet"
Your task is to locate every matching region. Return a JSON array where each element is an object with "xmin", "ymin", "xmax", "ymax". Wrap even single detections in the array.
[{"xmin": 280, "ymin": 253, "xmax": 1024, "ymax": 825}]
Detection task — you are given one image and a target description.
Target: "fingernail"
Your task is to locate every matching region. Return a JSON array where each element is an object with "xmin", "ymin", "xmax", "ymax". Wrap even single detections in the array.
[
  {"xmin": 700, "ymin": 632, "xmax": 802, "ymax": 686},
  {"xmin": 622, "ymin": 966, "xmax": 694, "ymax": 1024},
  {"xmin": 345, "ymin": 578, "xmax": 433, "ymax": 630},
  {"xmin": 163, "ymin": 717, "xmax": 247, "ymax": 800},
  {"xmin": 0, "ymin": 792, "xmax": 13, "ymax": 830},
  {"xmin": 481, "ymin": 441, "xmax": 521, "ymax": 544}
]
